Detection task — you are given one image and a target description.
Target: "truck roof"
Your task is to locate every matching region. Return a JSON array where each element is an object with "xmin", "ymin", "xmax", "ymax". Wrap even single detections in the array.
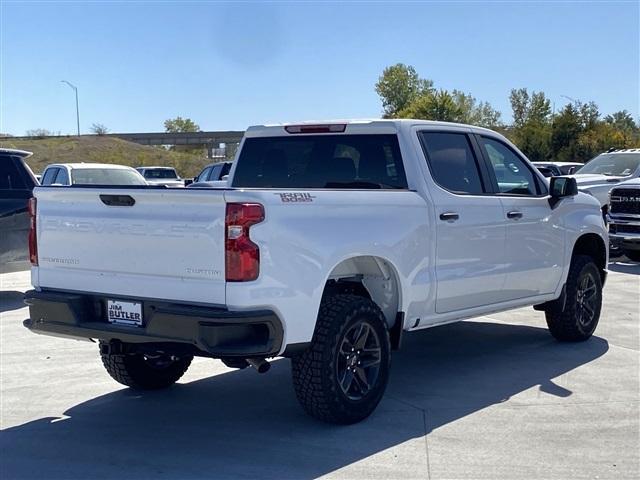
[
  {"xmin": 245, "ymin": 119, "xmax": 499, "ymax": 137},
  {"xmin": 46, "ymin": 163, "xmax": 137, "ymax": 170},
  {"xmin": 137, "ymin": 166, "xmax": 177, "ymax": 170},
  {"xmin": 0, "ymin": 148, "xmax": 32, "ymax": 158}
]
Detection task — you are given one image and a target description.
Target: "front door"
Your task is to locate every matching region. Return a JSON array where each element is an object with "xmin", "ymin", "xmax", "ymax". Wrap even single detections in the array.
[{"xmin": 476, "ymin": 135, "xmax": 565, "ymax": 298}]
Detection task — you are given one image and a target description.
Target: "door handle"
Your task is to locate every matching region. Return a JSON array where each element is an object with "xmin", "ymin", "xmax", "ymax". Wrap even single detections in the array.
[
  {"xmin": 439, "ymin": 212, "xmax": 459, "ymax": 222},
  {"xmin": 507, "ymin": 210, "xmax": 523, "ymax": 220}
]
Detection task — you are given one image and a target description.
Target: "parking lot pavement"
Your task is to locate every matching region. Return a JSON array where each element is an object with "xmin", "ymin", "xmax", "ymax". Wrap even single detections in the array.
[{"xmin": 1, "ymin": 264, "xmax": 638, "ymax": 480}]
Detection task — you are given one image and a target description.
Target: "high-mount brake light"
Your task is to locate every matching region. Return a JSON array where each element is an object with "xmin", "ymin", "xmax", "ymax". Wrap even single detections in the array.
[
  {"xmin": 285, "ymin": 124, "xmax": 347, "ymax": 134},
  {"xmin": 28, "ymin": 197, "xmax": 38, "ymax": 266},
  {"xmin": 225, "ymin": 203, "xmax": 265, "ymax": 282}
]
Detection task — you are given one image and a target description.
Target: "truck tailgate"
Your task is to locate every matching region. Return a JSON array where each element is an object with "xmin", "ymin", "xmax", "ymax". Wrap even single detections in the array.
[{"xmin": 34, "ymin": 187, "xmax": 226, "ymax": 305}]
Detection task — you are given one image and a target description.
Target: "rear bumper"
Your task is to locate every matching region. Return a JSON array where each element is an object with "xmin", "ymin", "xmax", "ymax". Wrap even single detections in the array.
[{"xmin": 23, "ymin": 289, "xmax": 283, "ymax": 358}]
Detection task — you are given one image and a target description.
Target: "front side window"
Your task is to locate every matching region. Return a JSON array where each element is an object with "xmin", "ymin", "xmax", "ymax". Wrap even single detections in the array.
[
  {"xmin": 419, "ymin": 132, "xmax": 484, "ymax": 194},
  {"xmin": 480, "ymin": 137, "xmax": 540, "ymax": 195},
  {"xmin": 233, "ymin": 134, "xmax": 408, "ymax": 189}
]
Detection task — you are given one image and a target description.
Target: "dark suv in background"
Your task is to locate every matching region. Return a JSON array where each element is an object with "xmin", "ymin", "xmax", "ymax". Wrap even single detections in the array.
[{"xmin": 0, "ymin": 149, "xmax": 38, "ymax": 273}]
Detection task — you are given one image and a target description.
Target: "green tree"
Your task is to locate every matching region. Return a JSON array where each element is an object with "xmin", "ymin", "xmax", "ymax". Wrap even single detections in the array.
[
  {"xmin": 509, "ymin": 88, "xmax": 530, "ymax": 128},
  {"xmin": 164, "ymin": 117, "xmax": 200, "ymax": 133},
  {"xmin": 375, "ymin": 63, "xmax": 433, "ymax": 118},
  {"xmin": 551, "ymin": 104, "xmax": 585, "ymax": 162},
  {"xmin": 507, "ymin": 88, "xmax": 552, "ymax": 161},
  {"xmin": 398, "ymin": 89, "xmax": 461, "ymax": 122},
  {"xmin": 508, "ymin": 88, "xmax": 551, "ymax": 126},
  {"xmin": 451, "ymin": 90, "xmax": 502, "ymax": 128},
  {"xmin": 605, "ymin": 110, "xmax": 638, "ymax": 132}
]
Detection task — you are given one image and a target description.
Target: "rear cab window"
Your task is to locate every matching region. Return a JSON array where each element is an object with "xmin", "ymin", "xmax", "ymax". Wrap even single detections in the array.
[{"xmin": 232, "ymin": 134, "xmax": 408, "ymax": 189}]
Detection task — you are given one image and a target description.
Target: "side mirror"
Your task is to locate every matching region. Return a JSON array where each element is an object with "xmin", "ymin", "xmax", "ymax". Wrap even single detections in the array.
[
  {"xmin": 549, "ymin": 176, "xmax": 578, "ymax": 208},
  {"xmin": 567, "ymin": 166, "xmax": 577, "ymax": 175},
  {"xmin": 184, "ymin": 178, "xmax": 194, "ymax": 186}
]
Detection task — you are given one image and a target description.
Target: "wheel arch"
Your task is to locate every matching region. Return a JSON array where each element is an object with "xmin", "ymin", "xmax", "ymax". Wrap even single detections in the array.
[
  {"xmin": 321, "ymin": 255, "xmax": 403, "ymax": 330},
  {"xmin": 572, "ymin": 233, "xmax": 607, "ymax": 282}
]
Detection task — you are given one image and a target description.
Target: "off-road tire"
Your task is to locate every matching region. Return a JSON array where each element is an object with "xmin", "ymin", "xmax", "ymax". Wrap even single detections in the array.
[
  {"xmin": 623, "ymin": 250, "xmax": 640, "ymax": 263},
  {"xmin": 546, "ymin": 255, "xmax": 602, "ymax": 342},
  {"xmin": 291, "ymin": 294, "xmax": 391, "ymax": 424},
  {"xmin": 100, "ymin": 347, "xmax": 193, "ymax": 390}
]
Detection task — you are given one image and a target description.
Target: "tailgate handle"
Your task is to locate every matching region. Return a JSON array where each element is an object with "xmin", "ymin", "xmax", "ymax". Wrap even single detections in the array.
[{"xmin": 99, "ymin": 194, "xmax": 136, "ymax": 207}]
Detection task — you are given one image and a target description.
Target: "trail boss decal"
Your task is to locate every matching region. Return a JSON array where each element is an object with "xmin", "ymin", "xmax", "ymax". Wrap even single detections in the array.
[{"xmin": 276, "ymin": 192, "xmax": 316, "ymax": 203}]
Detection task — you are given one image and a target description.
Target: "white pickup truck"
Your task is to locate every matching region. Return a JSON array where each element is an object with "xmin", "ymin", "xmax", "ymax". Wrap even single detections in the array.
[
  {"xmin": 24, "ymin": 120, "xmax": 608, "ymax": 424},
  {"xmin": 573, "ymin": 148, "xmax": 640, "ymax": 211}
]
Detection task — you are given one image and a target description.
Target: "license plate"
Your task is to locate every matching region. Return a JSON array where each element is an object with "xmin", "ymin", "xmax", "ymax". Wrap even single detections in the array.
[{"xmin": 107, "ymin": 299, "xmax": 143, "ymax": 326}]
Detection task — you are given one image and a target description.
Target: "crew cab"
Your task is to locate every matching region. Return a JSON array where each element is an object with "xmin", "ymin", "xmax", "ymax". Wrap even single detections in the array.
[
  {"xmin": 573, "ymin": 149, "xmax": 640, "ymax": 210},
  {"xmin": 0, "ymin": 148, "xmax": 38, "ymax": 273},
  {"xmin": 608, "ymin": 178, "xmax": 640, "ymax": 262},
  {"xmin": 23, "ymin": 120, "xmax": 608, "ymax": 424}
]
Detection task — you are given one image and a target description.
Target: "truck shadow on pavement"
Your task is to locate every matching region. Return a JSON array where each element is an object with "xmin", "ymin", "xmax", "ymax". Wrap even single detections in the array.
[
  {"xmin": 0, "ymin": 321, "xmax": 608, "ymax": 479},
  {"xmin": 0, "ymin": 291, "xmax": 25, "ymax": 313}
]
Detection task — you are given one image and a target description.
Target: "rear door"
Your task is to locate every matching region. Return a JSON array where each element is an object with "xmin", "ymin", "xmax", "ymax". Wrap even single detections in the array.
[
  {"xmin": 476, "ymin": 135, "xmax": 565, "ymax": 297},
  {"xmin": 417, "ymin": 130, "xmax": 508, "ymax": 313},
  {"xmin": 35, "ymin": 188, "xmax": 227, "ymax": 305}
]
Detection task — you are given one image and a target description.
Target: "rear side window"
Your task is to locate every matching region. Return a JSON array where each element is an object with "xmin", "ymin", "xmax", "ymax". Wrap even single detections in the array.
[
  {"xmin": 0, "ymin": 156, "xmax": 27, "ymax": 190},
  {"xmin": 55, "ymin": 168, "xmax": 70, "ymax": 185},
  {"xmin": 0, "ymin": 157, "xmax": 27, "ymax": 189},
  {"xmin": 209, "ymin": 165, "xmax": 222, "ymax": 180},
  {"xmin": 41, "ymin": 168, "xmax": 59, "ymax": 186},
  {"xmin": 419, "ymin": 132, "xmax": 484, "ymax": 194},
  {"xmin": 197, "ymin": 166, "xmax": 212, "ymax": 182},
  {"xmin": 220, "ymin": 162, "xmax": 232, "ymax": 178},
  {"xmin": 232, "ymin": 134, "xmax": 408, "ymax": 189}
]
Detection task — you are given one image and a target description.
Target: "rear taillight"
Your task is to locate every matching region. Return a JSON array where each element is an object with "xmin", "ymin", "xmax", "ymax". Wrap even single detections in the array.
[
  {"xmin": 225, "ymin": 203, "xmax": 264, "ymax": 282},
  {"xmin": 28, "ymin": 197, "xmax": 38, "ymax": 266}
]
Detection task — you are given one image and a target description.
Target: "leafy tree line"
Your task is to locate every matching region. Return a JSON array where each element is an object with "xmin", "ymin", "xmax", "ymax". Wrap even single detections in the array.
[{"xmin": 376, "ymin": 63, "xmax": 639, "ymax": 163}]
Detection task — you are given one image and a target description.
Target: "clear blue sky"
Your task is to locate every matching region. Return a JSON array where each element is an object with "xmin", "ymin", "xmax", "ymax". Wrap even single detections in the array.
[{"xmin": 1, "ymin": 1, "xmax": 638, "ymax": 135}]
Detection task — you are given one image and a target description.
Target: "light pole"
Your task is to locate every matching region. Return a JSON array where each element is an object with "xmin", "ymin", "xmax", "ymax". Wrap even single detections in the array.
[{"xmin": 61, "ymin": 80, "xmax": 80, "ymax": 136}]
